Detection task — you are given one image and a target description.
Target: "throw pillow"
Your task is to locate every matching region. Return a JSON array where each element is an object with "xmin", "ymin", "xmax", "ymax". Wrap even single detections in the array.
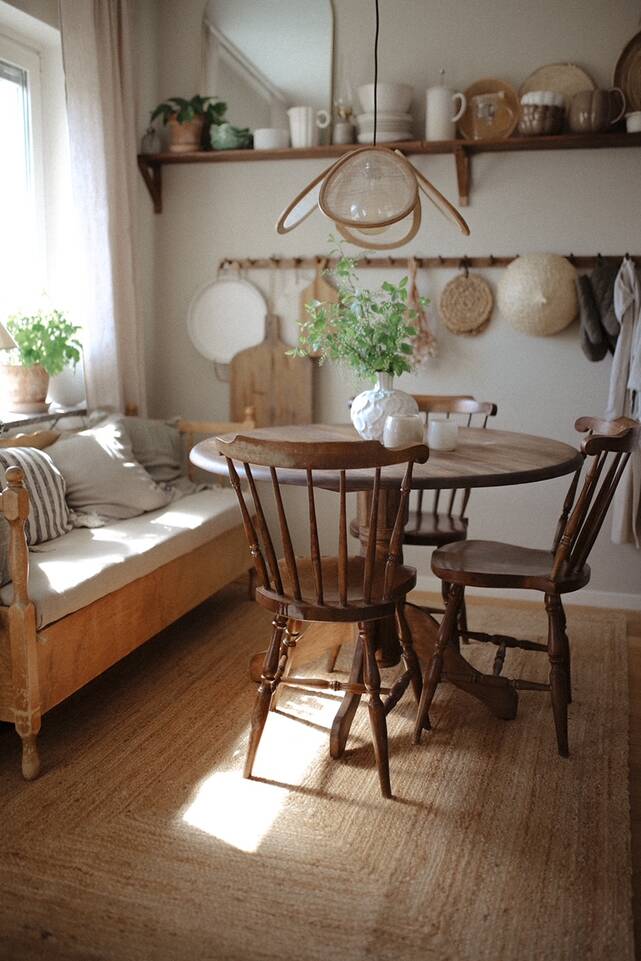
[
  {"xmin": 47, "ymin": 418, "xmax": 173, "ymax": 520},
  {"xmin": 118, "ymin": 416, "xmax": 184, "ymax": 483},
  {"xmin": 0, "ymin": 446, "xmax": 73, "ymax": 585}
]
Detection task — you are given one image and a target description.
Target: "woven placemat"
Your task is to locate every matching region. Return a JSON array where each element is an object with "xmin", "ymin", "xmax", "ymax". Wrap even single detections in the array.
[{"xmin": 439, "ymin": 273, "xmax": 494, "ymax": 336}]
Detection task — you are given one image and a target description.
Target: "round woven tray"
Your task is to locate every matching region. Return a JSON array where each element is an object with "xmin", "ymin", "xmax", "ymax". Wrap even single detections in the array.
[{"xmin": 439, "ymin": 273, "xmax": 494, "ymax": 336}]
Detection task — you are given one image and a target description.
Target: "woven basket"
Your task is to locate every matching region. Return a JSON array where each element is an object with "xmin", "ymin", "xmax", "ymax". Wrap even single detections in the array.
[
  {"xmin": 497, "ymin": 254, "xmax": 578, "ymax": 336},
  {"xmin": 439, "ymin": 273, "xmax": 494, "ymax": 336}
]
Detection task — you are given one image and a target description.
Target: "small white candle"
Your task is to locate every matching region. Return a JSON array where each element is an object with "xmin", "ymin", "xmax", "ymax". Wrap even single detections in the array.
[
  {"xmin": 428, "ymin": 420, "xmax": 458, "ymax": 451},
  {"xmin": 382, "ymin": 414, "xmax": 425, "ymax": 449}
]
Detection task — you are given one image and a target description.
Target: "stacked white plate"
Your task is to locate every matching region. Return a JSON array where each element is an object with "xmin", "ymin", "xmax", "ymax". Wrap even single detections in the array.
[{"xmin": 356, "ymin": 110, "xmax": 413, "ymax": 143}]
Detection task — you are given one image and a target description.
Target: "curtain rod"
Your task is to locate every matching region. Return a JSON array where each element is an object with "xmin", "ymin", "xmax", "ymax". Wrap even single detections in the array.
[{"xmin": 218, "ymin": 254, "xmax": 639, "ymax": 271}]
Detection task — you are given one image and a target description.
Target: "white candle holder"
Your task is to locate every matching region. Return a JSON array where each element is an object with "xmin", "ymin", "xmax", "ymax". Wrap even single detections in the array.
[{"xmin": 428, "ymin": 420, "xmax": 458, "ymax": 451}]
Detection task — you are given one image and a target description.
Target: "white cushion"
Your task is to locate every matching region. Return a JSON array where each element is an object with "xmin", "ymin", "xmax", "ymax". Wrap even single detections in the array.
[
  {"xmin": 0, "ymin": 489, "xmax": 243, "ymax": 628},
  {"xmin": 47, "ymin": 419, "xmax": 172, "ymax": 520}
]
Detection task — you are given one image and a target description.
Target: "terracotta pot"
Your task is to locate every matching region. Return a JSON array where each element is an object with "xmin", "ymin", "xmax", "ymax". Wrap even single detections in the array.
[
  {"xmin": 0, "ymin": 365, "xmax": 50, "ymax": 412},
  {"xmin": 167, "ymin": 114, "xmax": 205, "ymax": 153}
]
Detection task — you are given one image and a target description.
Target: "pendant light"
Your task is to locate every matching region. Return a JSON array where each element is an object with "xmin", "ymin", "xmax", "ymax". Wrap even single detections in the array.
[{"xmin": 276, "ymin": 0, "xmax": 470, "ymax": 249}]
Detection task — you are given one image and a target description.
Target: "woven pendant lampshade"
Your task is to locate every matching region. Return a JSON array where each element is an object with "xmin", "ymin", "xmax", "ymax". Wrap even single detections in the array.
[
  {"xmin": 276, "ymin": 1, "xmax": 469, "ymax": 249},
  {"xmin": 497, "ymin": 253, "xmax": 578, "ymax": 336}
]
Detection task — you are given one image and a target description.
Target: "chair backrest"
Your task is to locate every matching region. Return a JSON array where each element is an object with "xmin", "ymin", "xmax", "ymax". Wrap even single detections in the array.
[
  {"xmin": 411, "ymin": 396, "xmax": 498, "ymax": 521},
  {"xmin": 551, "ymin": 416, "xmax": 641, "ymax": 581},
  {"xmin": 216, "ymin": 434, "xmax": 428, "ymax": 608}
]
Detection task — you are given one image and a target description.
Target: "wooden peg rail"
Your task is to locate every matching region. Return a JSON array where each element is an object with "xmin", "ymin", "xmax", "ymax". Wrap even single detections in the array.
[{"xmin": 218, "ymin": 254, "xmax": 640, "ymax": 272}]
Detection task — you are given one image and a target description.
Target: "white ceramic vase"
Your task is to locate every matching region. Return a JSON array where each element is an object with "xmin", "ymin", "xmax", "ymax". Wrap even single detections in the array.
[{"xmin": 350, "ymin": 372, "xmax": 418, "ymax": 441}]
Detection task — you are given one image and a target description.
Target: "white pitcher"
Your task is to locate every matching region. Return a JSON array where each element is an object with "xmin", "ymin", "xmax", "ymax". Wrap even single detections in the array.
[
  {"xmin": 287, "ymin": 106, "xmax": 331, "ymax": 148},
  {"xmin": 425, "ymin": 71, "xmax": 466, "ymax": 141}
]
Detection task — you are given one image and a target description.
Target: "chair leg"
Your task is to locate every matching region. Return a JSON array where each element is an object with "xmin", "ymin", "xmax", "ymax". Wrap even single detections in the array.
[
  {"xmin": 361, "ymin": 623, "xmax": 392, "ymax": 799},
  {"xmin": 414, "ymin": 583, "xmax": 464, "ymax": 743},
  {"xmin": 558, "ymin": 599, "xmax": 572, "ymax": 704},
  {"xmin": 545, "ymin": 594, "xmax": 569, "ymax": 758},
  {"xmin": 269, "ymin": 620, "xmax": 301, "ymax": 711},
  {"xmin": 458, "ymin": 598, "xmax": 470, "ymax": 645},
  {"xmin": 244, "ymin": 613, "xmax": 287, "ymax": 779},
  {"xmin": 396, "ymin": 602, "xmax": 423, "ymax": 704},
  {"xmin": 247, "ymin": 567, "xmax": 256, "ymax": 600},
  {"xmin": 19, "ymin": 731, "xmax": 41, "ymax": 781}
]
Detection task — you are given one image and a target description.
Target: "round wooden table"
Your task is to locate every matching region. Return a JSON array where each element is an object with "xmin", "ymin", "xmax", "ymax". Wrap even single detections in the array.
[{"xmin": 191, "ymin": 424, "xmax": 583, "ymax": 754}]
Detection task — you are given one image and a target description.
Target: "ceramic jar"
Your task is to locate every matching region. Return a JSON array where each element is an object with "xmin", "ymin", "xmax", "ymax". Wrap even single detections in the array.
[
  {"xmin": 568, "ymin": 88, "xmax": 626, "ymax": 132},
  {"xmin": 350, "ymin": 373, "xmax": 418, "ymax": 441}
]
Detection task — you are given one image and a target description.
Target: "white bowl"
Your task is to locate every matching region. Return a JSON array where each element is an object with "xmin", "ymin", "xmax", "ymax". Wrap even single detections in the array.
[
  {"xmin": 626, "ymin": 111, "xmax": 641, "ymax": 133},
  {"xmin": 357, "ymin": 130, "xmax": 413, "ymax": 143},
  {"xmin": 357, "ymin": 111, "xmax": 413, "ymax": 124},
  {"xmin": 358, "ymin": 82, "xmax": 413, "ymax": 114},
  {"xmin": 253, "ymin": 127, "xmax": 289, "ymax": 149}
]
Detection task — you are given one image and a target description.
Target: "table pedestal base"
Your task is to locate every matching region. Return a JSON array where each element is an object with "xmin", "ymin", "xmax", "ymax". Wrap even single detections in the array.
[{"xmin": 250, "ymin": 604, "xmax": 518, "ymax": 759}]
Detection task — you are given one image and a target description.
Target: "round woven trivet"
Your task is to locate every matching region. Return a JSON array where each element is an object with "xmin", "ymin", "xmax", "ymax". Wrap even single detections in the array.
[{"xmin": 439, "ymin": 273, "xmax": 494, "ymax": 336}]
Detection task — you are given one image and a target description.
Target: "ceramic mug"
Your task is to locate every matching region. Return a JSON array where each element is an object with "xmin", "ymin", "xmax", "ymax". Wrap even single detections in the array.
[
  {"xmin": 287, "ymin": 106, "xmax": 331, "ymax": 148},
  {"xmin": 383, "ymin": 413, "xmax": 425, "ymax": 449},
  {"xmin": 568, "ymin": 88, "xmax": 626, "ymax": 132},
  {"xmin": 425, "ymin": 86, "xmax": 467, "ymax": 140},
  {"xmin": 626, "ymin": 110, "xmax": 641, "ymax": 133}
]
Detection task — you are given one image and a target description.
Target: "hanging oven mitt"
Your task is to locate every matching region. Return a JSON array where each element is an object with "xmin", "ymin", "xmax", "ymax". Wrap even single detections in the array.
[{"xmin": 577, "ymin": 274, "xmax": 607, "ymax": 361}]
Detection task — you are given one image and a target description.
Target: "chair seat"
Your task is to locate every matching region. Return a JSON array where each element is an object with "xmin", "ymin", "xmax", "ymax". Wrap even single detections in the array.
[
  {"xmin": 403, "ymin": 511, "xmax": 469, "ymax": 546},
  {"xmin": 432, "ymin": 539, "xmax": 590, "ymax": 594},
  {"xmin": 255, "ymin": 556, "xmax": 417, "ymax": 621}
]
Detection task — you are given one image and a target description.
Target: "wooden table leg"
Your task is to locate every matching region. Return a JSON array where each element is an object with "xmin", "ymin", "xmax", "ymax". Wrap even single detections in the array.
[
  {"xmin": 330, "ymin": 632, "xmax": 363, "ymax": 758},
  {"xmin": 405, "ymin": 603, "xmax": 518, "ymax": 720},
  {"xmin": 356, "ymin": 487, "xmax": 403, "ymax": 668}
]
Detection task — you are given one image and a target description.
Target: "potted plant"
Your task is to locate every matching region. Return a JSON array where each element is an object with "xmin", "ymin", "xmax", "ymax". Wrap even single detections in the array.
[
  {"xmin": 2, "ymin": 308, "xmax": 82, "ymax": 412},
  {"xmin": 150, "ymin": 95, "xmax": 227, "ymax": 153},
  {"xmin": 290, "ymin": 243, "xmax": 426, "ymax": 439}
]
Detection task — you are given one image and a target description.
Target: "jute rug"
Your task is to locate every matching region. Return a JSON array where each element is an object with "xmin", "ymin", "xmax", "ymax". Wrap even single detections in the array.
[{"xmin": 0, "ymin": 584, "xmax": 633, "ymax": 961}]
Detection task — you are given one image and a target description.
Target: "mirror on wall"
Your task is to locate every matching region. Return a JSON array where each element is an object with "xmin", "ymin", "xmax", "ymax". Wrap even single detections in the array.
[{"xmin": 201, "ymin": 0, "xmax": 334, "ymax": 135}]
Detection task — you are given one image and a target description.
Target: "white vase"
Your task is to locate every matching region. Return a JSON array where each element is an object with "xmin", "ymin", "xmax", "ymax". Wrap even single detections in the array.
[{"xmin": 350, "ymin": 372, "xmax": 418, "ymax": 440}]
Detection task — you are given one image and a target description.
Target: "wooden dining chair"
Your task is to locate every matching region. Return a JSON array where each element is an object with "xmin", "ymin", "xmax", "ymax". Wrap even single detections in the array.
[
  {"xmin": 216, "ymin": 432, "xmax": 429, "ymax": 798},
  {"xmin": 396, "ymin": 396, "xmax": 497, "ymax": 648},
  {"xmin": 413, "ymin": 416, "xmax": 641, "ymax": 758}
]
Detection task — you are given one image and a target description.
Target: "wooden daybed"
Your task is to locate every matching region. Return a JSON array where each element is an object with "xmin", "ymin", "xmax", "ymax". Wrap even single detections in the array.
[{"xmin": 0, "ymin": 416, "xmax": 253, "ymax": 780}]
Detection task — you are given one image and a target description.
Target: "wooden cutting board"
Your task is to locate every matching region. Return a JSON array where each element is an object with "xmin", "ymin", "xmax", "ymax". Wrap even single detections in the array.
[
  {"xmin": 299, "ymin": 264, "xmax": 338, "ymax": 357},
  {"xmin": 230, "ymin": 314, "xmax": 313, "ymax": 427}
]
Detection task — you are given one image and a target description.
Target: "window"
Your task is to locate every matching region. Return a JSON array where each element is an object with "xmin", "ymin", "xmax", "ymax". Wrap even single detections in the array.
[{"xmin": 0, "ymin": 32, "xmax": 45, "ymax": 319}]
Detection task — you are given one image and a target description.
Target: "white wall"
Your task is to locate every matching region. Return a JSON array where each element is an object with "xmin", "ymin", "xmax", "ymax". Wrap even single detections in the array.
[{"xmin": 139, "ymin": 0, "xmax": 641, "ymax": 602}]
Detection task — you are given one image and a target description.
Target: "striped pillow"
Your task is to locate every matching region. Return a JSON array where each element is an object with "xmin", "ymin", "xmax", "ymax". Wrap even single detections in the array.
[{"xmin": 0, "ymin": 447, "xmax": 72, "ymax": 546}]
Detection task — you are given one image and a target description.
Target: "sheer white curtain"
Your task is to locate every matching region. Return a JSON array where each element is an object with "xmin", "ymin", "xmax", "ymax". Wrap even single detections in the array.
[{"xmin": 59, "ymin": 0, "xmax": 146, "ymax": 414}]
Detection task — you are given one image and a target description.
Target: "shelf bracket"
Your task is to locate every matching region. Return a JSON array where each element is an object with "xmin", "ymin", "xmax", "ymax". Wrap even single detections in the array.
[
  {"xmin": 454, "ymin": 146, "xmax": 470, "ymax": 207},
  {"xmin": 137, "ymin": 157, "xmax": 162, "ymax": 214}
]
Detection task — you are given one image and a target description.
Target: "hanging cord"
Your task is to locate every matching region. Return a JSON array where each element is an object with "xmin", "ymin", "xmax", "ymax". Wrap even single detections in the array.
[{"xmin": 373, "ymin": 0, "xmax": 379, "ymax": 145}]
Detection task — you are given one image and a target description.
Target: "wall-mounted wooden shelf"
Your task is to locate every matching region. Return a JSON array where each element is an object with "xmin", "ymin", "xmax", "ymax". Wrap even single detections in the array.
[{"xmin": 137, "ymin": 131, "xmax": 641, "ymax": 213}]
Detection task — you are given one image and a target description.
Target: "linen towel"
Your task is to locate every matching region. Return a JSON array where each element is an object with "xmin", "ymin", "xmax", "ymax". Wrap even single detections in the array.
[{"xmin": 606, "ymin": 258, "xmax": 641, "ymax": 547}]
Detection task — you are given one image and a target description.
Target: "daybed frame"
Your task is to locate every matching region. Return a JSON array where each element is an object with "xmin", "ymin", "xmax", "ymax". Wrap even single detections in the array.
[{"xmin": 0, "ymin": 415, "xmax": 253, "ymax": 779}]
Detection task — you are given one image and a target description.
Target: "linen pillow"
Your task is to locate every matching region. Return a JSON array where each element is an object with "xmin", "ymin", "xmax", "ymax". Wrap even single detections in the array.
[
  {"xmin": 0, "ymin": 447, "xmax": 73, "ymax": 585},
  {"xmin": 118, "ymin": 416, "xmax": 183, "ymax": 482},
  {"xmin": 47, "ymin": 418, "xmax": 173, "ymax": 520}
]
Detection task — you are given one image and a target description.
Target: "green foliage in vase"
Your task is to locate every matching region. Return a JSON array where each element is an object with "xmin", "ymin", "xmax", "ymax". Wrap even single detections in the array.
[
  {"xmin": 150, "ymin": 95, "xmax": 227, "ymax": 127},
  {"xmin": 6, "ymin": 309, "xmax": 82, "ymax": 377},
  {"xmin": 289, "ymin": 240, "xmax": 427, "ymax": 381}
]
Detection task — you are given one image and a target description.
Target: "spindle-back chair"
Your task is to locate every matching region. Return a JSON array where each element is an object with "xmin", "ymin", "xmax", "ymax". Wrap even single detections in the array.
[
  {"xmin": 216, "ymin": 432, "xmax": 429, "ymax": 798},
  {"xmin": 413, "ymin": 416, "xmax": 640, "ymax": 758},
  {"xmin": 405, "ymin": 397, "xmax": 497, "ymax": 548}
]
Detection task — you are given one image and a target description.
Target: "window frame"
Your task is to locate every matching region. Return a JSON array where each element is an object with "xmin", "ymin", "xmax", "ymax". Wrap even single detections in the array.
[{"xmin": 0, "ymin": 29, "xmax": 47, "ymax": 303}]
